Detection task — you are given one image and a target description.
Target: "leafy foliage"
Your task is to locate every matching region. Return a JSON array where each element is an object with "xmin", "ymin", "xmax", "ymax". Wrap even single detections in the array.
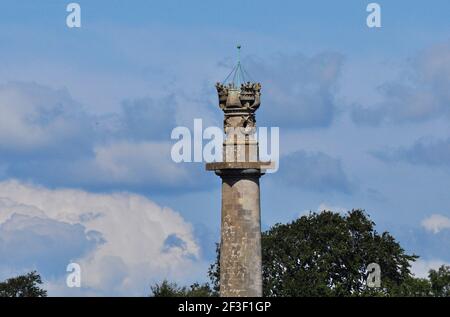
[
  {"xmin": 429, "ymin": 265, "xmax": 450, "ymax": 297},
  {"xmin": 150, "ymin": 280, "xmax": 215, "ymax": 297},
  {"xmin": 209, "ymin": 209, "xmax": 420, "ymax": 296},
  {"xmin": 390, "ymin": 276, "xmax": 432, "ymax": 297},
  {"xmin": 264, "ymin": 210, "xmax": 417, "ymax": 296},
  {"xmin": 0, "ymin": 271, "xmax": 47, "ymax": 297}
]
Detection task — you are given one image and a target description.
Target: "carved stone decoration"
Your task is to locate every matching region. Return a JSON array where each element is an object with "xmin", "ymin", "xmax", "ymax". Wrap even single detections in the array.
[
  {"xmin": 215, "ymin": 82, "xmax": 262, "ymax": 129},
  {"xmin": 216, "ymin": 83, "xmax": 229, "ymax": 111}
]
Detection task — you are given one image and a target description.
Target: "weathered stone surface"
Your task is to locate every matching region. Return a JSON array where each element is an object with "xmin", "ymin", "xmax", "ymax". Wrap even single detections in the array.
[
  {"xmin": 207, "ymin": 79, "xmax": 265, "ymax": 297},
  {"xmin": 206, "ymin": 161, "xmax": 271, "ymax": 171},
  {"xmin": 219, "ymin": 171, "xmax": 262, "ymax": 297}
]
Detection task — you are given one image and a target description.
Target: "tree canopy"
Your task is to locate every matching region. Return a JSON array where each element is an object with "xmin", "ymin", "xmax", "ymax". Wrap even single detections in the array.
[
  {"xmin": 207, "ymin": 209, "xmax": 449, "ymax": 297},
  {"xmin": 0, "ymin": 271, "xmax": 47, "ymax": 297},
  {"xmin": 429, "ymin": 265, "xmax": 450, "ymax": 297},
  {"xmin": 260, "ymin": 209, "xmax": 416, "ymax": 296},
  {"xmin": 150, "ymin": 280, "xmax": 214, "ymax": 297}
]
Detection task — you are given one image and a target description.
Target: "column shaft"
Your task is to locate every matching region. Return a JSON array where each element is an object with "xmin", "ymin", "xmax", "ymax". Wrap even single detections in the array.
[{"xmin": 219, "ymin": 172, "xmax": 262, "ymax": 297}]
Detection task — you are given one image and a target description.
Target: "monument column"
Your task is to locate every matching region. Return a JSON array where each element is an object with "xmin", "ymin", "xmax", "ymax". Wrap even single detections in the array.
[
  {"xmin": 218, "ymin": 168, "xmax": 263, "ymax": 296},
  {"xmin": 206, "ymin": 60, "xmax": 270, "ymax": 296}
]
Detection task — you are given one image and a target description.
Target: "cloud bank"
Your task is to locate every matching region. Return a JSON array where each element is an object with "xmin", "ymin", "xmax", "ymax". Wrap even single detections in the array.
[
  {"xmin": 0, "ymin": 81, "xmax": 210, "ymax": 193},
  {"xmin": 0, "ymin": 180, "xmax": 205, "ymax": 296}
]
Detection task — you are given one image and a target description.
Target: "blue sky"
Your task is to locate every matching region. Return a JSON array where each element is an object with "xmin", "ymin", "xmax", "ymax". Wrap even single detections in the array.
[{"xmin": 0, "ymin": 0, "xmax": 450, "ymax": 295}]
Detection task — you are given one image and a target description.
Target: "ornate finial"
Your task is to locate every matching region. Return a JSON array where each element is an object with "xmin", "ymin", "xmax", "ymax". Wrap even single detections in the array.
[{"xmin": 217, "ymin": 46, "xmax": 261, "ymax": 128}]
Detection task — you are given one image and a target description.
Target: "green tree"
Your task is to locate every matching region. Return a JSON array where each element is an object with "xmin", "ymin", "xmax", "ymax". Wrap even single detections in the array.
[
  {"xmin": 429, "ymin": 265, "xmax": 450, "ymax": 297},
  {"xmin": 390, "ymin": 276, "xmax": 432, "ymax": 297},
  {"xmin": 0, "ymin": 271, "xmax": 47, "ymax": 297},
  {"xmin": 209, "ymin": 209, "xmax": 418, "ymax": 296},
  {"xmin": 150, "ymin": 280, "xmax": 215, "ymax": 297}
]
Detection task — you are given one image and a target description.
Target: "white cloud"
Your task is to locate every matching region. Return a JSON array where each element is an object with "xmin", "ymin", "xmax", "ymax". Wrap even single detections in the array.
[
  {"xmin": 0, "ymin": 180, "xmax": 205, "ymax": 296},
  {"xmin": 299, "ymin": 202, "xmax": 347, "ymax": 217},
  {"xmin": 317, "ymin": 203, "xmax": 347, "ymax": 214},
  {"xmin": 411, "ymin": 258, "xmax": 450, "ymax": 279},
  {"xmin": 421, "ymin": 214, "xmax": 450, "ymax": 234}
]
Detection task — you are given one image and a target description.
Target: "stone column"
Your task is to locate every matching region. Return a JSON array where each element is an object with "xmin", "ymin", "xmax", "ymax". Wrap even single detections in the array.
[
  {"xmin": 206, "ymin": 80, "xmax": 270, "ymax": 297},
  {"xmin": 218, "ymin": 169, "xmax": 262, "ymax": 297}
]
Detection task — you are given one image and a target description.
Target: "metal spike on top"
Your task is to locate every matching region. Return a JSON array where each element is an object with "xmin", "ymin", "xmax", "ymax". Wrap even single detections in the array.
[{"xmin": 223, "ymin": 45, "xmax": 253, "ymax": 88}]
